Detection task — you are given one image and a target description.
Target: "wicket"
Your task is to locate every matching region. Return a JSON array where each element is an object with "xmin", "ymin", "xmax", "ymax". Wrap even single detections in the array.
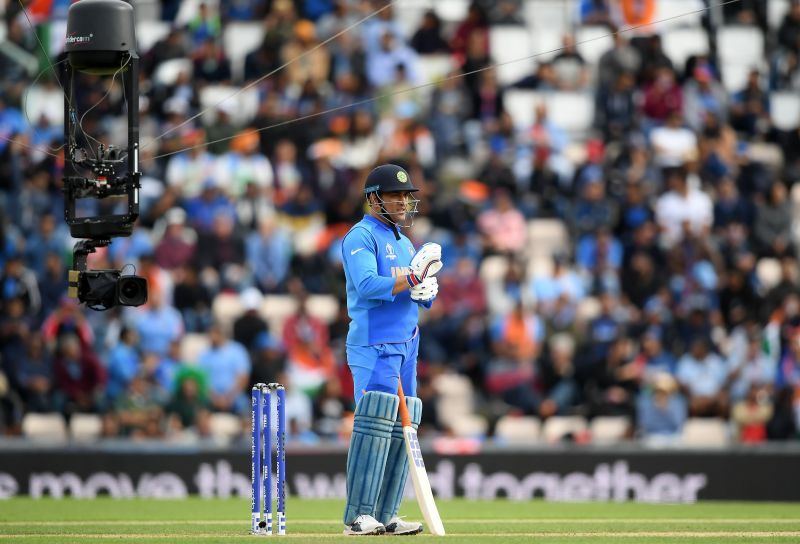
[{"xmin": 251, "ymin": 383, "xmax": 287, "ymax": 535}]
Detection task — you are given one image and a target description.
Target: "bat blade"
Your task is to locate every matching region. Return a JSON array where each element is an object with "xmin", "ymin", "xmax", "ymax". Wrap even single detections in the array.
[{"xmin": 402, "ymin": 426, "xmax": 446, "ymax": 536}]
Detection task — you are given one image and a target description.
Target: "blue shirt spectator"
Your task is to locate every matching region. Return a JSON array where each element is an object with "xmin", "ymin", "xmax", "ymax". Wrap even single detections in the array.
[
  {"xmin": 637, "ymin": 374, "xmax": 688, "ymax": 439},
  {"xmin": 132, "ymin": 293, "xmax": 184, "ymax": 357},
  {"xmin": 105, "ymin": 328, "xmax": 140, "ymax": 402},
  {"xmin": 246, "ymin": 216, "xmax": 292, "ymax": 293},
  {"xmin": 677, "ymin": 339, "xmax": 729, "ymax": 397},
  {"xmin": 198, "ymin": 325, "xmax": 251, "ymax": 414}
]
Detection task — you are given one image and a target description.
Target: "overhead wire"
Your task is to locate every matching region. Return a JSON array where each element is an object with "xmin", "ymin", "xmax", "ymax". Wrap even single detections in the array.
[
  {"xmin": 21, "ymin": 57, "xmax": 69, "ymax": 155},
  {"xmin": 148, "ymin": 0, "xmax": 743, "ymax": 163}
]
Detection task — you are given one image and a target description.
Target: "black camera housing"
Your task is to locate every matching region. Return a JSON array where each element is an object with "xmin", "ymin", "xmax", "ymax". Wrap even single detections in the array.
[
  {"xmin": 63, "ymin": 0, "xmax": 148, "ymax": 310},
  {"xmin": 68, "ymin": 269, "xmax": 148, "ymax": 309}
]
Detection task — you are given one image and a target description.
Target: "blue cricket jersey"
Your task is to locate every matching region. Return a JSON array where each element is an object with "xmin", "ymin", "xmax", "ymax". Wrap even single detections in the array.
[{"xmin": 341, "ymin": 215, "xmax": 419, "ymax": 346}]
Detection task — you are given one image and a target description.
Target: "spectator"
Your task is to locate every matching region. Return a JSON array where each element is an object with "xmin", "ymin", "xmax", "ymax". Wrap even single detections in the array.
[
  {"xmin": 233, "ymin": 288, "xmax": 268, "ymax": 352},
  {"xmin": 683, "ymin": 64, "xmax": 728, "ymax": 132},
  {"xmin": 485, "ymin": 301, "xmax": 544, "ymax": 415},
  {"xmin": 132, "ymin": 290, "xmax": 184, "ymax": 357},
  {"xmin": 676, "ymin": 337, "xmax": 730, "ymax": 417},
  {"xmin": 753, "ymin": 182, "xmax": 793, "ymax": 258},
  {"xmin": 14, "ymin": 333, "xmax": 54, "ymax": 412},
  {"xmin": 732, "ymin": 385, "xmax": 774, "ymax": 443},
  {"xmin": 531, "ymin": 253, "xmax": 585, "ymax": 328},
  {"xmin": 637, "ymin": 372, "xmax": 688, "ymax": 443},
  {"xmin": 246, "ymin": 215, "xmax": 292, "ymax": 294},
  {"xmin": 115, "ymin": 371, "xmax": 166, "ymax": 438},
  {"xmin": 194, "ymin": 213, "xmax": 247, "ymax": 292},
  {"xmin": 450, "ymin": 2, "xmax": 489, "ymax": 63},
  {"xmin": 366, "ymin": 31, "xmax": 421, "ymax": 88},
  {"xmin": 281, "ymin": 19, "xmax": 330, "ymax": 87},
  {"xmin": 154, "ymin": 208, "xmax": 197, "ymax": 271},
  {"xmin": 192, "ymin": 37, "xmax": 231, "ymax": 84},
  {"xmin": 597, "ymin": 32, "xmax": 641, "ymax": 91},
  {"xmin": 476, "ymin": 188, "xmax": 527, "ymax": 256},
  {"xmin": 410, "ymin": 10, "xmax": 450, "ymax": 54},
  {"xmin": 198, "ymin": 325, "xmax": 250, "ymax": 414},
  {"xmin": 188, "ymin": 3, "xmax": 222, "ymax": 46},
  {"xmin": 777, "ymin": 0, "xmax": 800, "ymax": 54},
  {"xmin": 550, "ymin": 34, "xmax": 589, "ymax": 91},
  {"xmin": 538, "ymin": 333, "xmax": 579, "ymax": 418},
  {"xmin": 166, "ymin": 367, "xmax": 211, "ymax": 437},
  {"xmin": 53, "ymin": 334, "xmax": 107, "ymax": 414},
  {"xmin": 251, "ymin": 332, "xmax": 287, "ymax": 386},
  {"xmin": 105, "ymin": 327, "xmax": 141, "ymax": 404},
  {"xmin": 641, "ymin": 67, "xmax": 683, "ymax": 127},
  {"xmin": 0, "ymin": 254, "xmax": 40, "ymax": 318},
  {"xmin": 655, "ymin": 166, "xmax": 712, "ymax": 248}
]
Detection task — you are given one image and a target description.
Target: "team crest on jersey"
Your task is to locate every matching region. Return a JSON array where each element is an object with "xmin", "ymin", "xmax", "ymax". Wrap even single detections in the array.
[{"xmin": 385, "ymin": 243, "xmax": 397, "ymax": 260}]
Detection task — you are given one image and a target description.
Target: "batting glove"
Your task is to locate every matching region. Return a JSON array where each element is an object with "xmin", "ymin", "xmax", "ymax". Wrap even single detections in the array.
[
  {"xmin": 409, "ymin": 276, "xmax": 438, "ymax": 303},
  {"xmin": 406, "ymin": 242, "xmax": 443, "ymax": 287}
]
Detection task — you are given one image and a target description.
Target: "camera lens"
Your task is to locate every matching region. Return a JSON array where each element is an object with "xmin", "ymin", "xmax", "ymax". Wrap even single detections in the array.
[{"xmin": 116, "ymin": 276, "xmax": 148, "ymax": 306}]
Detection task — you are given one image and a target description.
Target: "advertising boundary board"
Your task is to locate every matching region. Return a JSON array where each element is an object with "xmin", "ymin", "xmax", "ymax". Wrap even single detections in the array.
[{"xmin": 0, "ymin": 446, "xmax": 798, "ymax": 501}]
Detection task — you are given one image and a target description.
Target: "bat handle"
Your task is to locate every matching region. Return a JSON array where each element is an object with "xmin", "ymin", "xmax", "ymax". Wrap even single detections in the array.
[{"xmin": 397, "ymin": 380, "xmax": 412, "ymax": 428}]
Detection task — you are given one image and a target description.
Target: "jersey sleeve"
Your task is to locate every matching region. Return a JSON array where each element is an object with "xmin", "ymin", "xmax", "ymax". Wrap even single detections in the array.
[{"xmin": 342, "ymin": 228, "xmax": 396, "ymax": 302}]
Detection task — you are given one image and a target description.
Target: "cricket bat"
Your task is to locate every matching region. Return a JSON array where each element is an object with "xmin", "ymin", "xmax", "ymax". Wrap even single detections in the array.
[{"xmin": 398, "ymin": 383, "xmax": 446, "ymax": 536}]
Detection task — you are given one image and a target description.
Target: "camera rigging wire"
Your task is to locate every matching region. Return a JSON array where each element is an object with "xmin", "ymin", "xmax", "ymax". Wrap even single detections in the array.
[
  {"xmin": 75, "ymin": 55, "xmax": 132, "ymax": 159},
  {"xmin": 21, "ymin": 57, "xmax": 69, "ymax": 156},
  {"xmin": 149, "ymin": 0, "xmax": 743, "ymax": 163},
  {"xmin": 142, "ymin": 0, "xmax": 399, "ymax": 150}
]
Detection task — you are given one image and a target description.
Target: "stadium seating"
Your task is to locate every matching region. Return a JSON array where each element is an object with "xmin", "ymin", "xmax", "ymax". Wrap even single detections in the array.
[
  {"xmin": 503, "ymin": 90, "xmax": 594, "ymax": 137},
  {"xmin": 449, "ymin": 414, "xmax": 489, "ymax": 438},
  {"xmin": 495, "ymin": 415, "xmax": 541, "ymax": 444},
  {"xmin": 542, "ymin": 415, "xmax": 588, "ymax": 443},
  {"xmin": 755, "ymin": 258, "xmax": 783, "ymax": 292},
  {"xmin": 153, "ymin": 58, "xmax": 193, "ymax": 87},
  {"xmin": 768, "ymin": 0, "xmax": 791, "ymax": 29},
  {"xmin": 662, "ymin": 27, "xmax": 709, "ymax": 69},
  {"xmin": 305, "ymin": 294, "xmax": 340, "ymax": 324},
  {"xmin": 681, "ymin": 418, "xmax": 730, "ymax": 447},
  {"xmin": 433, "ymin": 0, "xmax": 469, "ymax": 24},
  {"xmin": 770, "ymin": 92, "xmax": 800, "ymax": 132},
  {"xmin": 23, "ymin": 86, "xmax": 64, "ymax": 127},
  {"xmin": 211, "ymin": 292, "xmax": 245, "ymax": 335},
  {"xmin": 489, "ymin": 26, "xmax": 535, "ymax": 86},
  {"xmin": 198, "ymin": 85, "xmax": 259, "ymax": 126},
  {"xmin": 180, "ymin": 333, "xmax": 211, "ymax": 365},
  {"xmin": 136, "ymin": 20, "xmax": 170, "ymax": 55},
  {"xmin": 69, "ymin": 413, "xmax": 103, "ymax": 442},
  {"xmin": 479, "ymin": 255, "xmax": 510, "ymax": 284},
  {"xmin": 575, "ymin": 25, "xmax": 614, "ymax": 67},
  {"xmin": 523, "ymin": 0, "xmax": 573, "ymax": 33},
  {"xmin": 260, "ymin": 295, "xmax": 299, "ymax": 337},
  {"xmin": 590, "ymin": 416, "xmax": 631, "ymax": 444},
  {"xmin": 222, "ymin": 21, "xmax": 264, "ymax": 83},
  {"xmin": 433, "ymin": 373, "xmax": 478, "ymax": 432},
  {"xmin": 21, "ymin": 413, "xmax": 68, "ymax": 443},
  {"xmin": 132, "ymin": 0, "xmax": 160, "ymax": 23},
  {"xmin": 525, "ymin": 219, "xmax": 569, "ymax": 261},
  {"xmin": 208, "ymin": 412, "xmax": 243, "ymax": 444},
  {"xmin": 653, "ymin": 0, "xmax": 705, "ymax": 29}
]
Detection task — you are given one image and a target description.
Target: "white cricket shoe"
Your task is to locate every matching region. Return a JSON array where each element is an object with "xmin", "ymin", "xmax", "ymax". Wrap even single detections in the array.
[
  {"xmin": 385, "ymin": 517, "xmax": 423, "ymax": 536},
  {"xmin": 343, "ymin": 514, "xmax": 386, "ymax": 536}
]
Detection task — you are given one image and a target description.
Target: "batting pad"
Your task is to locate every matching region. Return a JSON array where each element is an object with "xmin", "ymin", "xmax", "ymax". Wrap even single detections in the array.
[
  {"xmin": 343, "ymin": 391, "xmax": 400, "ymax": 525},
  {"xmin": 376, "ymin": 395, "xmax": 422, "ymax": 525}
]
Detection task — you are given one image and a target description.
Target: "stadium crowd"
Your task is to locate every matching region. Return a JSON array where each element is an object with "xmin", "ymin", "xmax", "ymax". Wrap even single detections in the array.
[{"xmin": 1, "ymin": 0, "xmax": 800, "ymax": 445}]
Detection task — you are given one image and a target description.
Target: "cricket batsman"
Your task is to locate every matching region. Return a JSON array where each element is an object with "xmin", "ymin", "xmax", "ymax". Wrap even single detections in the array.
[{"xmin": 340, "ymin": 164, "xmax": 443, "ymax": 536}]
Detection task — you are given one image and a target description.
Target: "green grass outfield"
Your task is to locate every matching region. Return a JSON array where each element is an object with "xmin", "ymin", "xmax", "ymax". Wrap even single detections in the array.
[{"xmin": 1, "ymin": 499, "xmax": 800, "ymax": 543}]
